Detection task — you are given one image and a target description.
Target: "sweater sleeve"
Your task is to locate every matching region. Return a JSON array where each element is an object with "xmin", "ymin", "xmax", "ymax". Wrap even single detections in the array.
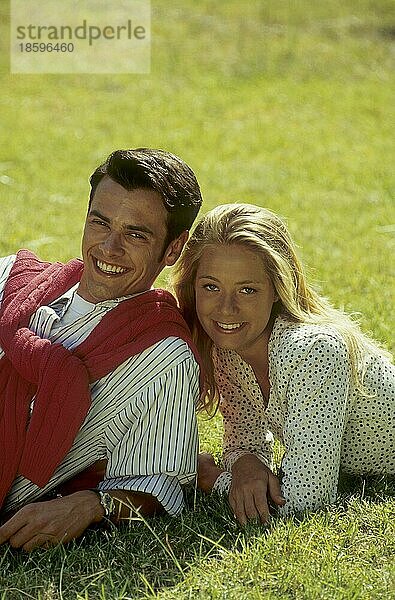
[{"xmin": 279, "ymin": 333, "xmax": 351, "ymax": 515}]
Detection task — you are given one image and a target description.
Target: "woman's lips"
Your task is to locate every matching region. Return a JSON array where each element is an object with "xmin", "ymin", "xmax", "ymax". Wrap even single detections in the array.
[{"xmin": 213, "ymin": 320, "xmax": 246, "ymax": 333}]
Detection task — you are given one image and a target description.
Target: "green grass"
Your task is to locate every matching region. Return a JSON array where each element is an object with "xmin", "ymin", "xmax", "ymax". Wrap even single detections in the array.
[
  {"xmin": 1, "ymin": 485, "xmax": 394, "ymax": 599},
  {"xmin": 0, "ymin": 0, "xmax": 394, "ymax": 597}
]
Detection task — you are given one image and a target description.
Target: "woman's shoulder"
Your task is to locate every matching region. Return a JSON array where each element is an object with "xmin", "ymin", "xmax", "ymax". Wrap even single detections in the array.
[{"xmin": 270, "ymin": 316, "xmax": 348, "ymax": 366}]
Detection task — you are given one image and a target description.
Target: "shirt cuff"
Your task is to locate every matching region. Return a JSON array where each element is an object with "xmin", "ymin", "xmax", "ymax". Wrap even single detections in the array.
[
  {"xmin": 98, "ymin": 474, "xmax": 186, "ymax": 516},
  {"xmin": 212, "ymin": 471, "xmax": 232, "ymax": 496},
  {"xmin": 224, "ymin": 449, "xmax": 272, "ymax": 471}
]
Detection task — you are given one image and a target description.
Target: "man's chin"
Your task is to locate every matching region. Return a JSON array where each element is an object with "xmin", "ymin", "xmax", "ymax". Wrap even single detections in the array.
[{"xmin": 77, "ymin": 283, "xmax": 108, "ymax": 304}]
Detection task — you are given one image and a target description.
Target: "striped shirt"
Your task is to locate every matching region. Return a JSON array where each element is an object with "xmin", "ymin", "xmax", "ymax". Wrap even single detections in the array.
[{"xmin": 0, "ymin": 255, "xmax": 199, "ymax": 516}]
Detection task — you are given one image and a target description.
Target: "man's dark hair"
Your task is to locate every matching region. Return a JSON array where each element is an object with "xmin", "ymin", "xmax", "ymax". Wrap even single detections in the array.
[{"xmin": 89, "ymin": 148, "xmax": 203, "ymax": 248}]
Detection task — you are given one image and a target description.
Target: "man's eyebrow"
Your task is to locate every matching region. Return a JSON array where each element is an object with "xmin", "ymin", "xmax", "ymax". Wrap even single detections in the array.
[
  {"xmin": 89, "ymin": 209, "xmax": 110, "ymax": 222},
  {"xmin": 89, "ymin": 210, "xmax": 154, "ymax": 235}
]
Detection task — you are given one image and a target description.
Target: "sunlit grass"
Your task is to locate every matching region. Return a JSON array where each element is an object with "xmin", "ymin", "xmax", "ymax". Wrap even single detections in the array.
[{"xmin": 0, "ymin": 0, "xmax": 394, "ymax": 597}]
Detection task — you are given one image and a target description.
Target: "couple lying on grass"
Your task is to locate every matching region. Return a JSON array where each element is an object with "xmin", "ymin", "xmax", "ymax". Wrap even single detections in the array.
[{"xmin": 0, "ymin": 148, "xmax": 393, "ymax": 551}]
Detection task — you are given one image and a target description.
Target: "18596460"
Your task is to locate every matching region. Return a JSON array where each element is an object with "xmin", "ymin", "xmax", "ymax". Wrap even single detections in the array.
[{"xmin": 19, "ymin": 42, "xmax": 74, "ymax": 52}]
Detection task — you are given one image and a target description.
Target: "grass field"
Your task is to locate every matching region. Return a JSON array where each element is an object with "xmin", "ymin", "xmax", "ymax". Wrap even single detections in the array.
[{"xmin": 0, "ymin": 0, "xmax": 394, "ymax": 598}]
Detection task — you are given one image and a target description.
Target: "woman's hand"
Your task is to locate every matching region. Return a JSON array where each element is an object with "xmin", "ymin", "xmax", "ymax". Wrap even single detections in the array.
[{"xmin": 230, "ymin": 454, "xmax": 285, "ymax": 525}]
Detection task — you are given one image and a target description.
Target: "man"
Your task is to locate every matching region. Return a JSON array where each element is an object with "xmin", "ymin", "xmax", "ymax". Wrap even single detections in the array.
[{"xmin": 0, "ymin": 148, "xmax": 203, "ymax": 551}]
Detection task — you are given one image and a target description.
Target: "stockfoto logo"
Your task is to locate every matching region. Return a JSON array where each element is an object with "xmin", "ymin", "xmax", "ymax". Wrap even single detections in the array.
[
  {"xmin": 11, "ymin": 0, "xmax": 151, "ymax": 74},
  {"xmin": 16, "ymin": 19, "xmax": 147, "ymax": 46}
]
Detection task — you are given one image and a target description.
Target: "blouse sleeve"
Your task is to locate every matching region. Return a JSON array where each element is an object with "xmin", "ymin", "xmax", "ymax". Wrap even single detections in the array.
[
  {"xmin": 214, "ymin": 348, "xmax": 274, "ymax": 471},
  {"xmin": 279, "ymin": 333, "xmax": 351, "ymax": 515}
]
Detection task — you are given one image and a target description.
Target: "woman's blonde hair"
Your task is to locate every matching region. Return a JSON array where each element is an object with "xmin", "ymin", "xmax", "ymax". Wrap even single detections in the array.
[{"xmin": 171, "ymin": 203, "xmax": 392, "ymax": 413}]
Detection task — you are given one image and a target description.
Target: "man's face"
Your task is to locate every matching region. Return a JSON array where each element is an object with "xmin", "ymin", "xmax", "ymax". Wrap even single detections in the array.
[{"xmin": 78, "ymin": 177, "xmax": 186, "ymax": 303}]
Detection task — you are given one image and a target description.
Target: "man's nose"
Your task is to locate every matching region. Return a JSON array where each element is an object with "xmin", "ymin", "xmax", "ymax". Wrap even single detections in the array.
[{"xmin": 100, "ymin": 232, "xmax": 123, "ymax": 256}]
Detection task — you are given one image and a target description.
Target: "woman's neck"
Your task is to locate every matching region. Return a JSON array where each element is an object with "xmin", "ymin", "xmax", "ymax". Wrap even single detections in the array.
[
  {"xmin": 236, "ymin": 318, "xmax": 274, "ymax": 401},
  {"xmin": 237, "ymin": 317, "xmax": 274, "ymax": 372}
]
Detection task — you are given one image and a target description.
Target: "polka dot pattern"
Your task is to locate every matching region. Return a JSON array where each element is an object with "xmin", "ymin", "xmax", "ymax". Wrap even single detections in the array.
[{"xmin": 213, "ymin": 316, "xmax": 395, "ymax": 514}]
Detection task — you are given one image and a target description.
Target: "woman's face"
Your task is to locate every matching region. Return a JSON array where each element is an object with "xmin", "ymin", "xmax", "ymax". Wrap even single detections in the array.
[{"xmin": 195, "ymin": 244, "xmax": 277, "ymax": 360}]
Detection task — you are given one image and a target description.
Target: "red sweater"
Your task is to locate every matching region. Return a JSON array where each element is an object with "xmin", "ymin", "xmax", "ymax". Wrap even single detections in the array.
[{"xmin": 0, "ymin": 250, "xmax": 202, "ymax": 508}]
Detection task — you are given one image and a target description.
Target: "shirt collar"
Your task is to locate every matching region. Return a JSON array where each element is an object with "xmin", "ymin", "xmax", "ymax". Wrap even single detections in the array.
[{"xmin": 49, "ymin": 285, "xmax": 154, "ymax": 317}]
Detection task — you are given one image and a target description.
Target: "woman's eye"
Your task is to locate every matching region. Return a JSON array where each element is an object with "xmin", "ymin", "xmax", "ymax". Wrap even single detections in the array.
[
  {"xmin": 203, "ymin": 283, "xmax": 219, "ymax": 292},
  {"xmin": 240, "ymin": 287, "xmax": 256, "ymax": 295}
]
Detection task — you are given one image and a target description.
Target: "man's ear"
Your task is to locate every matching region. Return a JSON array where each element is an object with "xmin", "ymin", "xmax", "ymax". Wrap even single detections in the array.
[{"xmin": 163, "ymin": 230, "xmax": 189, "ymax": 266}]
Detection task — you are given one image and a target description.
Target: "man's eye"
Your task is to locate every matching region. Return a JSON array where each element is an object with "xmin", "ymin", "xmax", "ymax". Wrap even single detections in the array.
[
  {"xmin": 126, "ymin": 232, "xmax": 146, "ymax": 240},
  {"xmin": 240, "ymin": 287, "xmax": 256, "ymax": 295},
  {"xmin": 91, "ymin": 219, "xmax": 108, "ymax": 228}
]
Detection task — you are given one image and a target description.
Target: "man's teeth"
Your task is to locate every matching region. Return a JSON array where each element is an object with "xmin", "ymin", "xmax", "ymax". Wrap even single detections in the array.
[
  {"xmin": 97, "ymin": 260, "xmax": 126, "ymax": 274},
  {"xmin": 217, "ymin": 322, "xmax": 244, "ymax": 330}
]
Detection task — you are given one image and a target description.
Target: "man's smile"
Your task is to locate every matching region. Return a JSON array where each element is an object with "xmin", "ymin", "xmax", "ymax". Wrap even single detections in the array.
[{"xmin": 94, "ymin": 258, "xmax": 129, "ymax": 276}]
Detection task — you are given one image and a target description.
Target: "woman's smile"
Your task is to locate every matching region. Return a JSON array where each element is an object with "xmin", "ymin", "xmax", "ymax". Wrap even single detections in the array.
[{"xmin": 214, "ymin": 321, "xmax": 246, "ymax": 332}]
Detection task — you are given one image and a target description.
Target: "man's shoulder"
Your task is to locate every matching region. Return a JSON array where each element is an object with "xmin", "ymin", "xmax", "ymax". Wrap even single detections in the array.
[
  {"xmin": 139, "ymin": 336, "xmax": 197, "ymax": 365},
  {"xmin": 107, "ymin": 336, "xmax": 200, "ymax": 397},
  {"xmin": 0, "ymin": 254, "xmax": 17, "ymax": 275},
  {"xmin": 122, "ymin": 336, "xmax": 199, "ymax": 374},
  {"xmin": 0, "ymin": 254, "xmax": 17, "ymax": 304}
]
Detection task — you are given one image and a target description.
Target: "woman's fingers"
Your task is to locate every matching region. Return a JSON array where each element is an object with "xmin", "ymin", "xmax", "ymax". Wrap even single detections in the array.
[
  {"xmin": 267, "ymin": 472, "xmax": 286, "ymax": 506},
  {"xmin": 228, "ymin": 455, "xmax": 286, "ymax": 524},
  {"xmin": 229, "ymin": 488, "xmax": 251, "ymax": 525},
  {"xmin": 253, "ymin": 488, "xmax": 271, "ymax": 523},
  {"xmin": 229, "ymin": 480, "xmax": 270, "ymax": 525}
]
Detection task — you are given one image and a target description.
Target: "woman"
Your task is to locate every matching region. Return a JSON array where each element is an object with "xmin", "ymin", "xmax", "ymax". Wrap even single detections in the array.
[{"xmin": 172, "ymin": 204, "xmax": 395, "ymax": 524}]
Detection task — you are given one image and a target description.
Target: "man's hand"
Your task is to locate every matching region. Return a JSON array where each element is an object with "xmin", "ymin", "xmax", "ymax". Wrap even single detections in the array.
[
  {"xmin": 229, "ymin": 454, "xmax": 285, "ymax": 525},
  {"xmin": 197, "ymin": 452, "xmax": 225, "ymax": 493},
  {"xmin": 0, "ymin": 490, "xmax": 103, "ymax": 551}
]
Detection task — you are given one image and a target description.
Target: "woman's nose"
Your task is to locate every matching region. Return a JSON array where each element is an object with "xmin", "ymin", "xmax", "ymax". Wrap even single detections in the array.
[{"xmin": 221, "ymin": 293, "xmax": 238, "ymax": 315}]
